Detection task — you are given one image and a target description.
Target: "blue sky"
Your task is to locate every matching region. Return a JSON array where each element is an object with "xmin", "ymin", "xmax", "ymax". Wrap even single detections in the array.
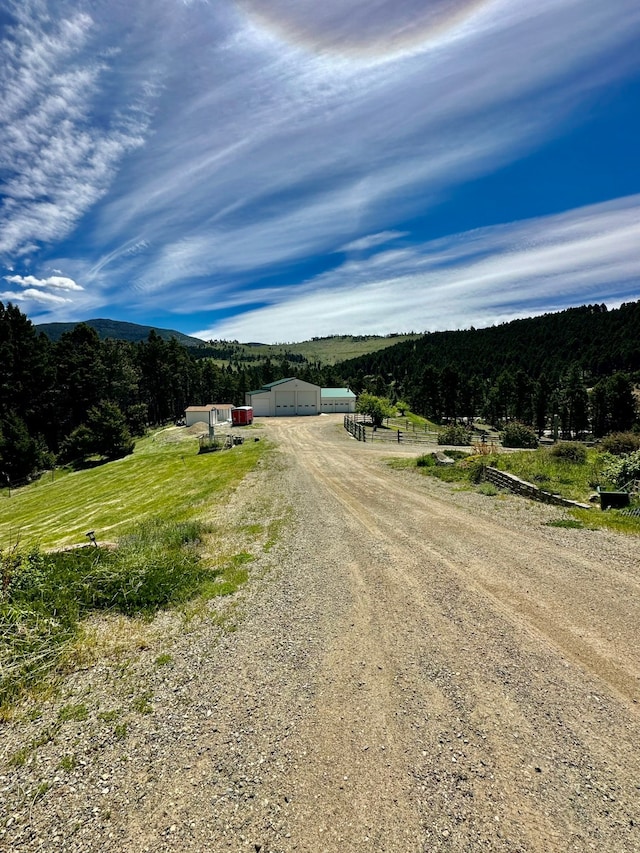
[{"xmin": 1, "ymin": 0, "xmax": 639, "ymax": 343}]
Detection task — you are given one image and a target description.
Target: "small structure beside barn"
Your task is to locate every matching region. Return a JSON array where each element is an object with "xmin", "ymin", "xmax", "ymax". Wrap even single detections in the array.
[
  {"xmin": 184, "ymin": 403, "xmax": 233, "ymax": 427},
  {"xmin": 232, "ymin": 406, "xmax": 253, "ymax": 426},
  {"xmin": 245, "ymin": 377, "xmax": 356, "ymax": 416},
  {"xmin": 321, "ymin": 387, "xmax": 357, "ymax": 414}
]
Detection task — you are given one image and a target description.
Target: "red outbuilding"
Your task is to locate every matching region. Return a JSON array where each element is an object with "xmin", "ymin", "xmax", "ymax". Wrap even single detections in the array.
[{"xmin": 231, "ymin": 406, "xmax": 253, "ymax": 426}]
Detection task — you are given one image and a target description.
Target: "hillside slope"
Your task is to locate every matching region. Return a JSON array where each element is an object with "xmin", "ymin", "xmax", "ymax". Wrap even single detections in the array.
[{"xmin": 36, "ymin": 318, "xmax": 206, "ymax": 347}]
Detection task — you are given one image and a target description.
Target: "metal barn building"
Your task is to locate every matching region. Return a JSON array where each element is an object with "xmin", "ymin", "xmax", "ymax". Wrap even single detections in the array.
[
  {"xmin": 245, "ymin": 378, "xmax": 356, "ymax": 416},
  {"xmin": 320, "ymin": 387, "xmax": 357, "ymax": 413}
]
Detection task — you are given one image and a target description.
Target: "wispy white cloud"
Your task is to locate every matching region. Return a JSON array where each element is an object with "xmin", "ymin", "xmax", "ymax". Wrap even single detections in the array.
[
  {"xmin": 82, "ymin": 0, "xmax": 640, "ymax": 301},
  {"xmin": 0, "ymin": 0, "xmax": 154, "ymax": 259},
  {"xmin": 339, "ymin": 231, "xmax": 408, "ymax": 253},
  {"xmin": 0, "ymin": 288, "xmax": 72, "ymax": 305},
  {"xmin": 2, "ymin": 0, "xmax": 640, "ymax": 333},
  {"xmin": 196, "ymin": 196, "xmax": 640, "ymax": 342},
  {"xmin": 4, "ymin": 274, "xmax": 83, "ymax": 291}
]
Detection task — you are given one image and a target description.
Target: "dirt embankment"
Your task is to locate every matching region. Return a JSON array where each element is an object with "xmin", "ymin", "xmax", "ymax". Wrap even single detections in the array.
[{"xmin": 1, "ymin": 415, "xmax": 639, "ymax": 852}]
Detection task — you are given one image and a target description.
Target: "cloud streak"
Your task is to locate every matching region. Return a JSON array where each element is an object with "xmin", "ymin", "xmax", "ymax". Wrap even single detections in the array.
[
  {"xmin": 4, "ymin": 274, "xmax": 83, "ymax": 291},
  {"xmin": 197, "ymin": 195, "xmax": 640, "ymax": 342},
  {"xmin": 0, "ymin": 1, "xmax": 153, "ymax": 258},
  {"xmin": 1, "ymin": 0, "xmax": 640, "ymax": 335}
]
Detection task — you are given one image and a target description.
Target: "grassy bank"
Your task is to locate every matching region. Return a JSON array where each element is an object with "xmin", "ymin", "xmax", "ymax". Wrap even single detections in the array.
[
  {"xmin": 0, "ymin": 427, "xmax": 269, "ymax": 708},
  {"xmin": 391, "ymin": 446, "xmax": 640, "ymax": 535},
  {"xmin": 0, "ymin": 427, "xmax": 264, "ymax": 550},
  {"xmin": 0, "ymin": 520, "xmax": 208, "ymax": 707}
]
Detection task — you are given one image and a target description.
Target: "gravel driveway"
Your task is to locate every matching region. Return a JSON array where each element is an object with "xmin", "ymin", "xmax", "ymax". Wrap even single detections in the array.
[{"xmin": 2, "ymin": 414, "xmax": 639, "ymax": 852}]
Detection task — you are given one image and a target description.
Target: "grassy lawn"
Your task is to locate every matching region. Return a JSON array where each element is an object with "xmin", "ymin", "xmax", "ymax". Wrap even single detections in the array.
[
  {"xmin": 0, "ymin": 427, "xmax": 265, "ymax": 550},
  {"xmin": 0, "ymin": 427, "xmax": 271, "ymax": 708},
  {"xmin": 385, "ymin": 412, "xmax": 440, "ymax": 432}
]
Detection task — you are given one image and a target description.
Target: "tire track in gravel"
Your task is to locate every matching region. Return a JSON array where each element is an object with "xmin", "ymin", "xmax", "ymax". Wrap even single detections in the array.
[
  {"xmin": 3, "ymin": 415, "xmax": 639, "ymax": 853},
  {"xmin": 262, "ymin": 416, "xmax": 640, "ymax": 852}
]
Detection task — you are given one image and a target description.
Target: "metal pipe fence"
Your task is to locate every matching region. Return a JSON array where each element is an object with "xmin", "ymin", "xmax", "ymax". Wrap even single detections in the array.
[{"xmin": 343, "ymin": 415, "xmax": 440, "ymax": 445}]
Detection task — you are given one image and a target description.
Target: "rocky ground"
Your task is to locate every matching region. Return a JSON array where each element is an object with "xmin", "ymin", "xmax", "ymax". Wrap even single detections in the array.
[{"xmin": 1, "ymin": 415, "xmax": 639, "ymax": 852}]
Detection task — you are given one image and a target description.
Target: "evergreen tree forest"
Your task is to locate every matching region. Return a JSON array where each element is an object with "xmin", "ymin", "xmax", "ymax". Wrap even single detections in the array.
[
  {"xmin": 337, "ymin": 302, "xmax": 640, "ymax": 438},
  {"xmin": 0, "ymin": 302, "xmax": 337, "ymax": 483},
  {"xmin": 2, "ymin": 299, "xmax": 639, "ymax": 484}
]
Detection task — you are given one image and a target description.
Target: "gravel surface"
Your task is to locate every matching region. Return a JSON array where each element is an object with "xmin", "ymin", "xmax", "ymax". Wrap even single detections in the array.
[{"xmin": 1, "ymin": 415, "xmax": 639, "ymax": 852}]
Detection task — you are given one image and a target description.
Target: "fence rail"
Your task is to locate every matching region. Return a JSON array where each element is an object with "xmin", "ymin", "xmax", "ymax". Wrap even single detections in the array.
[{"xmin": 344, "ymin": 415, "xmax": 440, "ymax": 445}]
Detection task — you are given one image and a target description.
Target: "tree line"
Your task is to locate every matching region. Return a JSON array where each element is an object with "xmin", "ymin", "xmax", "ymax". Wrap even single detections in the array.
[
  {"xmin": 0, "ymin": 303, "xmax": 342, "ymax": 483},
  {"xmin": 3, "ymin": 299, "xmax": 639, "ymax": 483},
  {"xmin": 337, "ymin": 301, "xmax": 640, "ymax": 438}
]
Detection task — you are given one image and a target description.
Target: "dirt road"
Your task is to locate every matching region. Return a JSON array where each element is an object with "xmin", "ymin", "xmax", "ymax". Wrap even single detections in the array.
[{"xmin": 2, "ymin": 415, "xmax": 639, "ymax": 852}]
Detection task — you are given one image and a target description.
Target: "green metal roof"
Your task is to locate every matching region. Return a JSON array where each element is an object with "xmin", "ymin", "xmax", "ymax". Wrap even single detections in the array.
[
  {"xmin": 248, "ymin": 380, "xmax": 354, "ymax": 398},
  {"xmin": 260, "ymin": 377, "xmax": 297, "ymax": 389},
  {"xmin": 321, "ymin": 388, "xmax": 356, "ymax": 398}
]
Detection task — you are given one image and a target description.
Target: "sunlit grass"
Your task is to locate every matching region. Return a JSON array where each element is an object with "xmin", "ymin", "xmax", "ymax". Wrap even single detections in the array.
[
  {"xmin": 0, "ymin": 427, "xmax": 266, "ymax": 550},
  {"xmin": 568, "ymin": 506, "xmax": 640, "ymax": 535},
  {"xmin": 475, "ymin": 448, "xmax": 607, "ymax": 502},
  {"xmin": 388, "ymin": 447, "xmax": 640, "ymax": 535},
  {"xmin": 0, "ymin": 429, "xmax": 272, "ymax": 708},
  {"xmin": 385, "ymin": 411, "xmax": 440, "ymax": 431}
]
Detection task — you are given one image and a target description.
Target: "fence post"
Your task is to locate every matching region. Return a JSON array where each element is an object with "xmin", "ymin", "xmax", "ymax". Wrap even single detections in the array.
[{"xmin": 397, "ymin": 430, "xmax": 401, "ymax": 443}]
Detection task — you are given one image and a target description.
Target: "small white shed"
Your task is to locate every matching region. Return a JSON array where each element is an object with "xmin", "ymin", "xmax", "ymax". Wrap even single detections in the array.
[
  {"xmin": 184, "ymin": 403, "xmax": 233, "ymax": 427},
  {"xmin": 185, "ymin": 405, "xmax": 216, "ymax": 427}
]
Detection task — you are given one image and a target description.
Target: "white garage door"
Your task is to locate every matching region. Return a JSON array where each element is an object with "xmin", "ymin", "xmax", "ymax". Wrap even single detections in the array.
[
  {"xmin": 297, "ymin": 391, "xmax": 318, "ymax": 414},
  {"xmin": 251, "ymin": 395, "xmax": 270, "ymax": 416},
  {"xmin": 275, "ymin": 390, "xmax": 296, "ymax": 415}
]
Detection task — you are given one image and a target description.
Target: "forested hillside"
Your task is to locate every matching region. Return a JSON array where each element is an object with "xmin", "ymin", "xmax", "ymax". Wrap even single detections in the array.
[
  {"xmin": 2, "ymin": 300, "xmax": 639, "ymax": 485},
  {"xmin": 37, "ymin": 318, "xmax": 205, "ymax": 346},
  {"xmin": 335, "ymin": 301, "xmax": 640, "ymax": 436},
  {"xmin": 0, "ymin": 303, "xmax": 340, "ymax": 484}
]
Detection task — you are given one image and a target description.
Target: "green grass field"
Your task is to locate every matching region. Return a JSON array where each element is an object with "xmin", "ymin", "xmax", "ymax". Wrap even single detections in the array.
[
  {"xmin": 0, "ymin": 426, "xmax": 266, "ymax": 550},
  {"xmin": 0, "ymin": 427, "xmax": 270, "ymax": 707},
  {"xmin": 206, "ymin": 333, "xmax": 421, "ymax": 367}
]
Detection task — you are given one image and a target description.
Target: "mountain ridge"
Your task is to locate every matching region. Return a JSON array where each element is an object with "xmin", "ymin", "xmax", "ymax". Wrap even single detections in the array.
[{"xmin": 36, "ymin": 318, "xmax": 206, "ymax": 346}]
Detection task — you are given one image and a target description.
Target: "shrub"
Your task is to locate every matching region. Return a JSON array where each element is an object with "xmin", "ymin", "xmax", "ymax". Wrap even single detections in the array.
[
  {"xmin": 601, "ymin": 432, "xmax": 640, "ymax": 455},
  {"xmin": 501, "ymin": 422, "xmax": 538, "ymax": 449},
  {"xmin": 478, "ymin": 482, "xmax": 499, "ymax": 496},
  {"xmin": 437, "ymin": 424, "xmax": 472, "ymax": 446},
  {"xmin": 356, "ymin": 393, "xmax": 393, "ymax": 428},
  {"xmin": 601, "ymin": 449, "xmax": 640, "ymax": 489},
  {"xmin": 550, "ymin": 442, "xmax": 587, "ymax": 464},
  {"xmin": 416, "ymin": 453, "xmax": 436, "ymax": 468}
]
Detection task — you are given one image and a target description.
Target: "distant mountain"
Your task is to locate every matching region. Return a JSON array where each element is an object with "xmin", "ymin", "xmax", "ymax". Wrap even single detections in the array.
[{"xmin": 36, "ymin": 318, "xmax": 206, "ymax": 346}]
